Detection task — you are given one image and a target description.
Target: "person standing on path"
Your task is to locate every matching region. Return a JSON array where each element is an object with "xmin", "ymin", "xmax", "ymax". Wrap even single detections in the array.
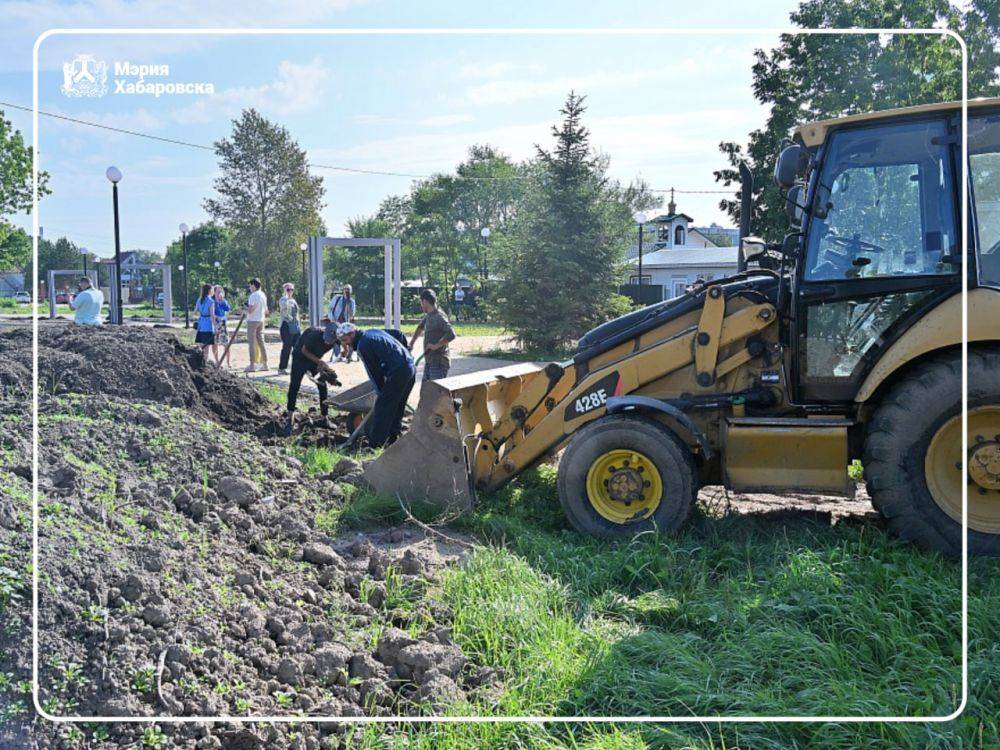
[
  {"xmin": 212, "ymin": 285, "xmax": 232, "ymax": 368},
  {"xmin": 336, "ymin": 322, "xmax": 415, "ymax": 449},
  {"xmin": 452, "ymin": 283, "xmax": 465, "ymax": 322},
  {"xmin": 69, "ymin": 276, "xmax": 104, "ymax": 326},
  {"xmin": 194, "ymin": 283, "xmax": 216, "ymax": 359},
  {"xmin": 244, "ymin": 278, "xmax": 269, "ymax": 372},
  {"xmin": 327, "ymin": 284, "xmax": 356, "ymax": 362},
  {"xmin": 277, "ymin": 283, "xmax": 301, "ymax": 374},
  {"xmin": 409, "ymin": 289, "xmax": 456, "ymax": 381}
]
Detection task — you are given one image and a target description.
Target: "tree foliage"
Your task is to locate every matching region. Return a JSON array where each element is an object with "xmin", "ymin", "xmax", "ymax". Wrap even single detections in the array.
[
  {"xmin": 0, "ymin": 109, "xmax": 49, "ymax": 263},
  {"xmin": 493, "ymin": 92, "xmax": 638, "ymax": 351},
  {"xmin": 203, "ymin": 108, "xmax": 325, "ymax": 304},
  {"xmin": 714, "ymin": 0, "xmax": 1000, "ymax": 240},
  {"xmin": 163, "ymin": 223, "xmax": 232, "ymax": 310},
  {"xmin": 23, "ymin": 236, "xmax": 99, "ymax": 294},
  {"xmin": 0, "ymin": 226, "xmax": 30, "ymax": 274}
]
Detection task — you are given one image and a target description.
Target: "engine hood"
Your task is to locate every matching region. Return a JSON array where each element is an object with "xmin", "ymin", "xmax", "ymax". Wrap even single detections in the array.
[{"xmin": 574, "ymin": 272, "xmax": 780, "ymax": 365}]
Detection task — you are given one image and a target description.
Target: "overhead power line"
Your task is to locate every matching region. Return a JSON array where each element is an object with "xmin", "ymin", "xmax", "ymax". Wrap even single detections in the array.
[{"xmin": 2, "ymin": 100, "xmax": 734, "ymax": 192}]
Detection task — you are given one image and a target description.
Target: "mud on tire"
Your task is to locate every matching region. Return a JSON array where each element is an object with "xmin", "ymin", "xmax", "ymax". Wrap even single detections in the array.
[
  {"xmin": 557, "ymin": 414, "xmax": 697, "ymax": 538},
  {"xmin": 864, "ymin": 347, "xmax": 1000, "ymax": 556}
]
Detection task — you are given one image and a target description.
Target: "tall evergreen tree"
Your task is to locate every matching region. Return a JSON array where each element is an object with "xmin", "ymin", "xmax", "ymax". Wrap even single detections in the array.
[{"xmin": 496, "ymin": 93, "xmax": 633, "ymax": 351}]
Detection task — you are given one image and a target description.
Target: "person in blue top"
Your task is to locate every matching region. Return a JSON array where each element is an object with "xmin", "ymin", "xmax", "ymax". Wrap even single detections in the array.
[
  {"xmin": 335, "ymin": 322, "xmax": 415, "ymax": 449},
  {"xmin": 212, "ymin": 285, "xmax": 232, "ymax": 367},
  {"xmin": 194, "ymin": 283, "xmax": 216, "ymax": 360}
]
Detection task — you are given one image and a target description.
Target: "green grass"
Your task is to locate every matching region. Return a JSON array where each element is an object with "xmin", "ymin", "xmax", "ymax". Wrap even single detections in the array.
[
  {"xmin": 299, "ymin": 445, "xmax": 342, "ymax": 476},
  {"xmin": 254, "ymin": 381, "xmax": 287, "ymax": 408},
  {"xmin": 336, "ymin": 465, "xmax": 997, "ymax": 748},
  {"xmin": 398, "ymin": 321, "xmax": 508, "ymax": 338}
]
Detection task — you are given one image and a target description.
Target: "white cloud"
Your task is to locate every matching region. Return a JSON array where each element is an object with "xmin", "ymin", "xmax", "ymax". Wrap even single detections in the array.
[
  {"xmin": 3, "ymin": 0, "xmax": 369, "ymax": 71},
  {"xmin": 169, "ymin": 57, "xmax": 331, "ymax": 123},
  {"xmin": 458, "ymin": 61, "xmax": 543, "ymax": 79},
  {"xmin": 416, "ymin": 113, "xmax": 474, "ymax": 127},
  {"xmin": 352, "ymin": 113, "xmax": 475, "ymax": 128},
  {"xmin": 462, "ymin": 64, "xmax": 702, "ymax": 106},
  {"xmin": 308, "ymin": 106, "xmax": 765, "ymax": 190}
]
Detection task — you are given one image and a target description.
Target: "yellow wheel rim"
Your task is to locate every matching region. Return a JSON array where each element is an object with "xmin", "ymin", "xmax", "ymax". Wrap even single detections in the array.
[
  {"xmin": 585, "ymin": 449, "xmax": 663, "ymax": 525},
  {"xmin": 925, "ymin": 405, "xmax": 1000, "ymax": 534}
]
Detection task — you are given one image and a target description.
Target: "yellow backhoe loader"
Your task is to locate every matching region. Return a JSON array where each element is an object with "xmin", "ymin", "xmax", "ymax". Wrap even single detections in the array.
[{"xmin": 363, "ymin": 99, "xmax": 1000, "ymax": 556}]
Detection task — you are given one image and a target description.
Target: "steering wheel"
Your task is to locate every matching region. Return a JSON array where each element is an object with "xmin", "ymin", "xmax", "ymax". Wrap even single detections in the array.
[{"xmin": 826, "ymin": 233, "xmax": 887, "ymax": 255}]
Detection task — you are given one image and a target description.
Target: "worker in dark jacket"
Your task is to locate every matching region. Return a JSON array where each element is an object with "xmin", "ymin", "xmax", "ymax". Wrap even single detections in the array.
[
  {"xmin": 336, "ymin": 322, "xmax": 415, "ymax": 448},
  {"xmin": 280, "ymin": 324, "xmax": 341, "ymax": 437}
]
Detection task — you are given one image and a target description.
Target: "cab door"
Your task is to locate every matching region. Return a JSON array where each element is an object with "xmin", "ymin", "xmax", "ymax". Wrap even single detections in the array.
[{"xmin": 793, "ymin": 116, "xmax": 961, "ymax": 403}]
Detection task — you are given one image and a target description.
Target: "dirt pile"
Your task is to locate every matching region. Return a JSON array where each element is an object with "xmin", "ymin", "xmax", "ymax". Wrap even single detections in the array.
[
  {"xmin": 0, "ymin": 325, "xmax": 286, "ymax": 435},
  {"xmin": 0, "ymin": 324, "xmax": 497, "ymax": 749}
]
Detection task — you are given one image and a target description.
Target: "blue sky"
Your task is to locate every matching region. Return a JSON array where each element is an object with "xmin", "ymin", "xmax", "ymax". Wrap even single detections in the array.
[{"xmin": 0, "ymin": 1, "xmax": 803, "ymax": 259}]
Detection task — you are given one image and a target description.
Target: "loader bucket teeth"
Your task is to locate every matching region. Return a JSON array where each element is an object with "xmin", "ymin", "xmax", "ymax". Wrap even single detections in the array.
[{"xmin": 362, "ymin": 362, "xmax": 546, "ymax": 510}]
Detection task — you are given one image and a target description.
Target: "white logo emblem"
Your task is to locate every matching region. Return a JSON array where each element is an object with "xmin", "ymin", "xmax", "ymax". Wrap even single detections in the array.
[{"xmin": 61, "ymin": 54, "xmax": 109, "ymax": 98}]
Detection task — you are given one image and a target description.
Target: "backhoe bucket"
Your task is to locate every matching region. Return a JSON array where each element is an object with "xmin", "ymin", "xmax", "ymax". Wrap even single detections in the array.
[{"xmin": 362, "ymin": 362, "xmax": 545, "ymax": 512}]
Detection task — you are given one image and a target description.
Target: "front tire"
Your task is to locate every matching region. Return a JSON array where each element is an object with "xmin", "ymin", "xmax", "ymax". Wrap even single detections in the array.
[
  {"xmin": 864, "ymin": 348, "xmax": 1000, "ymax": 556},
  {"xmin": 557, "ymin": 415, "xmax": 697, "ymax": 538}
]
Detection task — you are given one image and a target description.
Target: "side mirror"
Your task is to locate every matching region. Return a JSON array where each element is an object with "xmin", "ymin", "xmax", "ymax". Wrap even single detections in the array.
[
  {"xmin": 774, "ymin": 145, "xmax": 810, "ymax": 189},
  {"xmin": 741, "ymin": 236, "xmax": 767, "ymax": 264},
  {"xmin": 785, "ymin": 184, "xmax": 806, "ymax": 225}
]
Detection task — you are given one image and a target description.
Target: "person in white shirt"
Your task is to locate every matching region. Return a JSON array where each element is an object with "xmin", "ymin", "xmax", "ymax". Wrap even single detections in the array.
[
  {"xmin": 69, "ymin": 277, "xmax": 104, "ymax": 326},
  {"xmin": 244, "ymin": 278, "xmax": 269, "ymax": 372}
]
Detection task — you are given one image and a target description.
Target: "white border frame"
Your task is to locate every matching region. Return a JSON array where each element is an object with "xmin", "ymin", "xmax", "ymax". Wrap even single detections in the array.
[{"xmin": 31, "ymin": 27, "xmax": 968, "ymax": 725}]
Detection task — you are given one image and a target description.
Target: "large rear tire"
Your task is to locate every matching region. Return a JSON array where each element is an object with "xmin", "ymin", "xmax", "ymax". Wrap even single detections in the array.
[
  {"xmin": 864, "ymin": 348, "xmax": 1000, "ymax": 556},
  {"xmin": 557, "ymin": 415, "xmax": 697, "ymax": 538}
]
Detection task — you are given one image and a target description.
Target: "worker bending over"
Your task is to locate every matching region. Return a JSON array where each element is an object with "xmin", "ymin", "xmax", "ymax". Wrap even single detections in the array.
[
  {"xmin": 281, "ymin": 324, "xmax": 340, "ymax": 436},
  {"xmin": 336, "ymin": 322, "xmax": 415, "ymax": 448}
]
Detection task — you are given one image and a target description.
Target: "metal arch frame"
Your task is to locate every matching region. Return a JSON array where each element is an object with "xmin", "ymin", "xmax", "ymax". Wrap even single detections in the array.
[
  {"xmin": 46, "ymin": 269, "xmax": 98, "ymax": 319},
  {"xmin": 98, "ymin": 260, "xmax": 173, "ymax": 325},
  {"xmin": 307, "ymin": 237, "xmax": 402, "ymax": 329}
]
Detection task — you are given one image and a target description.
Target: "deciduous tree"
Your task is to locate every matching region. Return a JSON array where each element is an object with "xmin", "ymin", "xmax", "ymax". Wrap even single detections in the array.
[
  {"xmin": 204, "ymin": 108, "xmax": 324, "ymax": 304},
  {"xmin": 715, "ymin": 0, "xmax": 1000, "ymax": 240}
]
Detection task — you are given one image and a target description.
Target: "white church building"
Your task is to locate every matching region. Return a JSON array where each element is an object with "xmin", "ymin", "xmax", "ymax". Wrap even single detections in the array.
[{"xmin": 627, "ymin": 197, "xmax": 739, "ymax": 300}]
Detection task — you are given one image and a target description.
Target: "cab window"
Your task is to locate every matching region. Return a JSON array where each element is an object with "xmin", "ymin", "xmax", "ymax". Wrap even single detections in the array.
[
  {"xmin": 805, "ymin": 119, "xmax": 958, "ymax": 281},
  {"xmin": 970, "ymin": 115, "xmax": 1000, "ymax": 286}
]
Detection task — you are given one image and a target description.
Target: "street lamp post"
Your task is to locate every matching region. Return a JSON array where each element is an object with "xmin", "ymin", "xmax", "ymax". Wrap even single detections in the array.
[
  {"xmin": 634, "ymin": 211, "xmax": 648, "ymax": 303},
  {"xmin": 106, "ymin": 167, "xmax": 123, "ymax": 324},
  {"xmin": 179, "ymin": 223, "xmax": 190, "ymax": 328},
  {"xmin": 479, "ymin": 227, "xmax": 490, "ymax": 293},
  {"xmin": 299, "ymin": 242, "xmax": 308, "ymax": 310},
  {"xmin": 79, "ymin": 246, "xmax": 89, "ymax": 277}
]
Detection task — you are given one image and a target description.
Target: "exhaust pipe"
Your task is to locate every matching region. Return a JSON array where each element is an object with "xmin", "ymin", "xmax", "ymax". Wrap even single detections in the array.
[{"xmin": 738, "ymin": 160, "xmax": 753, "ymax": 273}]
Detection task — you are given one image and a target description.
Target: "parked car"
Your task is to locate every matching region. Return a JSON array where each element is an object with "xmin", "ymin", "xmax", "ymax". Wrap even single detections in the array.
[{"xmin": 14, "ymin": 291, "xmax": 30, "ymax": 303}]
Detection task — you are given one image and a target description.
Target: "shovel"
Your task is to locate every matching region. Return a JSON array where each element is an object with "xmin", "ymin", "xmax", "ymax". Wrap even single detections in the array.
[{"xmin": 219, "ymin": 313, "xmax": 246, "ymax": 365}]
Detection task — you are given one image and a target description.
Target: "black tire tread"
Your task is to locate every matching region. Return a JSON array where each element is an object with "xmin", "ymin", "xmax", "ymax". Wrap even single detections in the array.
[
  {"xmin": 557, "ymin": 414, "xmax": 697, "ymax": 539},
  {"xmin": 863, "ymin": 346, "xmax": 1000, "ymax": 556}
]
